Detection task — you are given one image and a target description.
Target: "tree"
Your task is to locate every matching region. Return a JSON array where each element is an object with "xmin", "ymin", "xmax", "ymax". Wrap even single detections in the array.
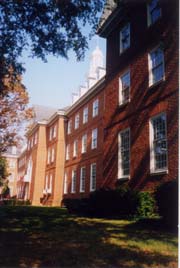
[
  {"xmin": 0, "ymin": 73, "xmax": 34, "ymax": 153},
  {"xmin": 0, "ymin": 1, "xmax": 105, "ymax": 151},
  {"xmin": 0, "ymin": 1, "xmax": 104, "ymax": 86},
  {"xmin": 0, "ymin": 156, "xmax": 9, "ymax": 187}
]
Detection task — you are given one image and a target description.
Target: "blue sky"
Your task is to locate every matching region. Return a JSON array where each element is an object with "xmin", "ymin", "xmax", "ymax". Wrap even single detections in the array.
[{"xmin": 22, "ymin": 36, "xmax": 106, "ymax": 109}]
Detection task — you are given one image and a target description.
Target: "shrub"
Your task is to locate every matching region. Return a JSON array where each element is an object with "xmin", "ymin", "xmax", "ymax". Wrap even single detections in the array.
[
  {"xmin": 136, "ymin": 191, "xmax": 156, "ymax": 218},
  {"xmin": 155, "ymin": 179, "xmax": 178, "ymax": 228},
  {"xmin": 1, "ymin": 199, "xmax": 31, "ymax": 206}
]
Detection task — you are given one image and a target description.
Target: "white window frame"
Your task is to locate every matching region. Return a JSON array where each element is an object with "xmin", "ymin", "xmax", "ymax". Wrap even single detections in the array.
[
  {"xmin": 73, "ymin": 140, "xmax": 78, "ymax": 157},
  {"xmin": 83, "ymin": 107, "xmax": 88, "ymax": 124},
  {"xmin": 71, "ymin": 170, "xmax": 77, "ymax": 193},
  {"xmin": 82, "ymin": 134, "xmax": 87, "ymax": 153},
  {"xmin": 49, "ymin": 127, "xmax": 53, "ymax": 141},
  {"xmin": 48, "ymin": 174, "xmax": 53, "ymax": 194},
  {"xmin": 67, "ymin": 120, "xmax": 72, "ymax": 134},
  {"xmin": 90, "ymin": 163, "xmax": 96, "ymax": 192},
  {"xmin": 64, "ymin": 173, "xmax": 68, "ymax": 194},
  {"xmin": 91, "ymin": 128, "xmax": 98, "ymax": 149},
  {"xmin": 47, "ymin": 148, "xmax": 51, "ymax": 164},
  {"xmin": 92, "ymin": 99, "xmax": 99, "ymax": 117},
  {"xmin": 75, "ymin": 114, "xmax": 80, "ymax": 129},
  {"xmin": 148, "ymin": 45, "xmax": 165, "ymax": 86},
  {"xmin": 118, "ymin": 128, "xmax": 130, "ymax": 179},
  {"xmin": 66, "ymin": 144, "xmax": 70, "ymax": 160},
  {"xmin": 120, "ymin": 23, "xmax": 130, "ymax": 54},
  {"xmin": 119, "ymin": 70, "xmax": 130, "ymax": 105},
  {"xmin": 53, "ymin": 125, "xmax": 57, "ymax": 138},
  {"xmin": 51, "ymin": 147, "xmax": 55, "ymax": 163},
  {"xmin": 80, "ymin": 167, "xmax": 86, "ymax": 193},
  {"xmin": 149, "ymin": 113, "xmax": 168, "ymax": 174},
  {"xmin": 147, "ymin": 0, "xmax": 161, "ymax": 26}
]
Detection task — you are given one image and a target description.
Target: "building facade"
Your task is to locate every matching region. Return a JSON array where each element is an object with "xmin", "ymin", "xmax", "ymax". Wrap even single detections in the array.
[
  {"xmin": 12, "ymin": 0, "xmax": 178, "ymax": 205},
  {"xmin": 98, "ymin": 0, "xmax": 178, "ymax": 190}
]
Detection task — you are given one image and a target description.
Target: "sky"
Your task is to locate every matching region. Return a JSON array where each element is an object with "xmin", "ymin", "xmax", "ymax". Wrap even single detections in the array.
[{"xmin": 22, "ymin": 36, "xmax": 106, "ymax": 110}]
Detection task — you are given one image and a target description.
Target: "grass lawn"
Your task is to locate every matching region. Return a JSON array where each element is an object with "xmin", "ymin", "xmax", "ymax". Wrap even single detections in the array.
[{"xmin": 0, "ymin": 206, "xmax": 178, "ymax": 268}]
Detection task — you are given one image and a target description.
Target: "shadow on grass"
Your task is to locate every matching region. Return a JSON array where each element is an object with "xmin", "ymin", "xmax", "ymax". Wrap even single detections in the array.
[{"xmin": 0, "ymin": 206, "xmax": 178, "ymax": 268}]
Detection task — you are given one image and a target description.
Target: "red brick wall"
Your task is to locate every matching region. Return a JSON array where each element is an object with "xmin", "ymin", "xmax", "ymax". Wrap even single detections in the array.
[
  {"xmin": 103, "ymin": 0, "xmax": 178, "ymax": 191},
  {"xmin": 64, "ymin": 89, "xmax": 105, "ymax": 199}
]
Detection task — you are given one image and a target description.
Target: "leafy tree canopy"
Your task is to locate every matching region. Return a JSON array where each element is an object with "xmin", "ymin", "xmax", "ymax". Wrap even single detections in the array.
[{"xmin": 0, "ymin": 0, "xmax": 104, "ymax": 85}]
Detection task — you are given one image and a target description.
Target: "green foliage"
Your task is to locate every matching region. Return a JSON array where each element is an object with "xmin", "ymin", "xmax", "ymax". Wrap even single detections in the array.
[
  {"xmin": 136, "ymin": 191, "xmax": 156, "ymax": 218},
  {"xmin": 63, "ymin": 187, "xmax": 156, "ymax": 218},
  {"xmin": 0, "ymin": 0, "xmax": 104, "ymax": 84},
  {"xmin": 1, "ymin": 198, "xmax": 31, "ymax": 206},
  {"xmin": 155, "ymin": 179, "xmax": 178, "ymax": 228},
  {"xmin": 0, "ymin": 156, "xmax": 8, "ymax": 186}
]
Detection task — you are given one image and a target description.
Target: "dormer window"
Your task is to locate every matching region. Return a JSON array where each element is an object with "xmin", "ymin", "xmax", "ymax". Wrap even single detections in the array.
[{"xmin": 120, "ymin": 23, "xmax": 130, "ymax": 54}]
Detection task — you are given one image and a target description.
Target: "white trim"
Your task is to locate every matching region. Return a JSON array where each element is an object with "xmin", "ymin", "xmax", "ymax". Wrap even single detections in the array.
[
  {"xmin": 91, "ymin": 128, "xmax": 98, "ymax": 149},
  {"xmin": 148, "ymin": 45, "xmax": 165, "ymax": 87},
  {"xmin": 92, "ymin": 99, "xmax": 99, "ymax": 117},
  {"xmin": 119, "ymin": 69, "xmax": 130, "ymax": 105},
  {"xmin": 118, "ymin": 128, "xmax": 130, "ymax": 179},
  {"xmin": 120, "ymin": 23, "xmax": 130, "ymax": 54},
  {"xmin": 64, "ymin": 173, "xmax": 68, "ymax": 194},
  {"xmin": 149, "ymin": 112, "xmax": 168, "ymax": 174},
  {"xmin": 80, "ymin": 167, "xmax": 86, "ymax": 193},
  {"xmin": 90, "ymin": 163, "xmax": 96, "ymax": 192},
  {"xmin": 71, "ymin": 170, "xmax": 77, "ymax": 193},
  {"xmin": 82, "ymin": 134, "xmax": 87, "ymax": 153}
]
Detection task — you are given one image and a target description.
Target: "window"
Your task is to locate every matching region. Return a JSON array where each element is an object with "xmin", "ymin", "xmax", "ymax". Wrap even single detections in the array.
[
  {"xmin": 49, "ymin": 127, "xmax": 53, "ymax": 141},
  {"xmin": 118, "ymin": 128, "xmax": 130, "ymax": 178},
  {"xmin": 67, "ymin": 120, "xmax": 72, "ymax": 134},
  {"xmin": 149, "ymin": 46, "xmax": 164, "ymax": 86},
  {"xmin": 51, "ymin": 147, "xmax": 55, "ymax": 163},
  {"xmin": 47, "ymin": 149, "xmax": 51, "ymax": 164},
  {"xmin": 147, "ymin": 0, "xmax": 161, "ymax": 26},
  {"xmin": 83, "ymin": 107, "xmax": 88, "ymax": 124},
  {"xmin": 92, "ymin": 128, "xmax": 98, "ymax": 149},
  {"xmin": 71, "ymin": 170, "xmax": 77, "ymax": 193},
  {"xmin": 119, "ymin": 70, "xmax": 130, "ymax": 105},
  {"xmin": 45, "ymin": 174, "xmax": 48, "ymax": 192},
  {"xmin": 73, "ymin": 140, "xmax": 78, "ymax": 157},
  {"xmin": 48, "ymin": 174, "xmax": 53, "ymax": 193},
  {"xmin": 64, "ymin": 173, "xmax": 68, "ymax": 194},
  {"xmin": 66, "ymin": 144, "xmax": 70, "ymax": 160},
  {"xmin": 120, "ymin": 23, "xmax": 130, "ymax": 54},
  {"xmin": 80, "ymin": 167, "xmax": 86, "ymax": 193},
  {"xmin": 92, "ymin": 99, "xmax": 99, "ymax": 117},
  {"xmin": 90, "ymin": 163, "xmax": 96, "ymax": 192},
  {"xmin": 150, "ymin": 113, "xmax": 168, "ymax": 173},
  {"xmin": 82, "ymin": 134, "xmax": 87, "ymax": 153},
  {"xmin": 53, "ymin": 125, "xmax": 57, "ymax": 138},
  {"xmin": 75, "ymin": 114, "xmax": 80, "ymax": 129}
]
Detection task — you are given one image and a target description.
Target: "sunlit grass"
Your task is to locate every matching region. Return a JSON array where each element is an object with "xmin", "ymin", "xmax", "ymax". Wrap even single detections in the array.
[{"xmin": 0, "ymin": 206, "xmax": 178, "ymax": 268}]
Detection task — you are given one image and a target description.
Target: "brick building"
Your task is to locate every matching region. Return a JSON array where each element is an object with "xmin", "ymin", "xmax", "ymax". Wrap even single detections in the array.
[
  {"xmin": 15, "ymin": 0, "xmax": 178, "ymax": 205},
  {"xmin": 98, "ymin": 0, "xmax": 178, "ymax": 190},
  {"xmin": 17, "ymin": 107, "xmax": 66, "ymax": 206},
  {"xmin": 63, "ymin": 46, "xmax": 106, "ymax": 199}
]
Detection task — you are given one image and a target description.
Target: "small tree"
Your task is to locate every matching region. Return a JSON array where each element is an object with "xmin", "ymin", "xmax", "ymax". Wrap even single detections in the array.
[{"xmin": 0, "ymin": 156, "xmax": 9, "ymax": 187}]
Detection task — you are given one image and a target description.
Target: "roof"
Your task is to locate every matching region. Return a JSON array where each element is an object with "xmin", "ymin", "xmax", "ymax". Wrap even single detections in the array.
[{"xmin": 33, "ymin": 104, "xmax": 58, "ymax": 122}]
